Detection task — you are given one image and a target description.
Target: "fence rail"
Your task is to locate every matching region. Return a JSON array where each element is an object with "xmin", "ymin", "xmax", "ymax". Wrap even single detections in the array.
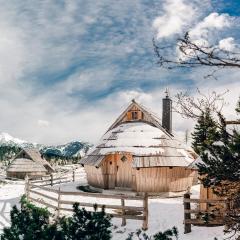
[
  {"xmin": 29, "ymin": 169, "xmax": 86, "ymax": 186},
  {"xmin": 183, "ymin": 192, "xmax": 226, "ymax": 233},
  {"xmin": 25, "ymin": 171, "xmax": 148, "ymax": 230}
]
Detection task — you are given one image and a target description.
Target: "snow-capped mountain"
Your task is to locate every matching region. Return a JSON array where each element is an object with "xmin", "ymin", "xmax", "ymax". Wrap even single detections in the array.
[
  {"xmin": 0, "ymin": 132, "xmax": 91, "ymax": 159},
  {"xmin": 0, "ymin": 132, "xmax": 27, "ymax": 145},
  {"xmin": 41, "ymin": 141, "xmax": 91, "ymax": 158}
]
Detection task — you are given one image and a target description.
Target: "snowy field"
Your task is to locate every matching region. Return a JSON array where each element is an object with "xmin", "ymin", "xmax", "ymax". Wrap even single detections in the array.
[
  {"xmin": 0, "ymin": 181, "xmax": 24, "ymax": 231},
  {"xmin": 0, "ymin": 177, "xmax": 226, "ymax": 239}
]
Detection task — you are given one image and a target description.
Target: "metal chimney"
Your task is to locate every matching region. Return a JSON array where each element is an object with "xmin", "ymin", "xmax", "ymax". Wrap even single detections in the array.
[{"xmin": 162, "ymin": 89, "xmax": 172, "ymax": 134}]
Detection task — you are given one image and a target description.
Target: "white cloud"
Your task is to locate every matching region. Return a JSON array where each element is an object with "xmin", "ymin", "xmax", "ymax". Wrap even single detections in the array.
[
  {"xmin": 0, "ymin": 1, "xmax": 238, "ymax": 147},
  {"xmin": 152, "ymin": 0, "xmax": 195, "ymax": 39},
  {"xmin": 189, "ymin": 12, "xmax": 232, "ymax": 39},
  {"xmin": 176, "ymin": 12, "xmax": 234, "ymax": 61},
  {"xmin": 57, "ymin": 68, "xmax": 116, "ymax": 94},
  {"xmin": 38, "ymin": 120, "xmax": 49, "ymax": 127},
  {"xmin": 218, "ymin": 37, "xmax": 236, "ymax": 51}
]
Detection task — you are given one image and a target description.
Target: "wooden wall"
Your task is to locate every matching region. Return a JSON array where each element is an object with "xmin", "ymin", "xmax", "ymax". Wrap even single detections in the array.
[
  {"xmin": 84, "ymin": 164, "xmax": 107, "ymax": 189},
  {"xmin": 85, "ymin": 154, "xmax": 196, "ymax": 193},
  {"xmin": 135, "ymin": 167, "xmax": 196, "ymax": 192},
  {"xmin": 85, "ymin": 153, "xmax": 136, "ymax": 189}
]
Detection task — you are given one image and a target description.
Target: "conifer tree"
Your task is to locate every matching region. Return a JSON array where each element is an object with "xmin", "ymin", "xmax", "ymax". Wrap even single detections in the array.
[
  {"xmin": 193, "ymin": 111, "xmax": 240, "ymax": 187},
  {"xmin": 1, "ymin": 198, "xmax": 112, "ymax": 240},
  {"xmin": 191, "ymin": 109, "xmax": 218, "ymax": 156},
  {"xmin": 191, "ymin": 101, "xmax": 240, "ymax": 236}
]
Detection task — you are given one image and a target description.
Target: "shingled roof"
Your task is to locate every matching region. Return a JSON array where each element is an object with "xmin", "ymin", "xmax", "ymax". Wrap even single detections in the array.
[
  {"xmin": 80, "ymin": 100, "xmax": 195, "ymax": 168},
  {"xmin": 7, "ymin": 148, "xmax": 54, "ymax": 173}
]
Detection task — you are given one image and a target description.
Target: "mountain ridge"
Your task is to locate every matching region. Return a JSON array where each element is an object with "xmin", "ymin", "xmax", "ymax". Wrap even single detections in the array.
[{"xmin": 0, "ymin": 132, "xmax": 91, "ymax": 160}]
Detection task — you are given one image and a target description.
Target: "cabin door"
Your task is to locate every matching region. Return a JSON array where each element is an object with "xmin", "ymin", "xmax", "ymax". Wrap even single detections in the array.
[{"xmin": 116, "ymin": 154, "xmax": 133, "ymax": 189}]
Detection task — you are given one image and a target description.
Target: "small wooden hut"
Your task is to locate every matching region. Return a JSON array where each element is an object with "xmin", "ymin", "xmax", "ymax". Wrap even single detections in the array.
[
  {"xmin": 7, "ymin": 148, "xmax": 54, "ymax": 179},
  {"xmin": 80, "ymin": 96, "xmax": 197, "ymax": 194}
]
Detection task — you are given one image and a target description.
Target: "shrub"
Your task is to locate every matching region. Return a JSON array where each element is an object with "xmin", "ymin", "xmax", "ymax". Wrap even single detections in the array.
[
  {"xmin": 1, "ymin": 197, "xmax": 112, "ymax": 240},
  {"xmin": 126, "ymin": 227, "xmax": 178, "ymax": 240}
]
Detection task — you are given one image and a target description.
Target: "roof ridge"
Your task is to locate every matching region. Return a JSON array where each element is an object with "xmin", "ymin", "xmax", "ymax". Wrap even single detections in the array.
[{"xmin": 106, "ymin": 100, "xmax": 173, "ymax": 138}]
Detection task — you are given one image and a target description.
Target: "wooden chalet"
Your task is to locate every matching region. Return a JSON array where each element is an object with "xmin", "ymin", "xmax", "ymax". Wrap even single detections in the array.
[
  {"xmin": 80, "ymin": 95, "xmax": 197, "ymax": 194},
  {"xmin": 7, "ymin": 148, "xmax": 54, "ymax": 179}
]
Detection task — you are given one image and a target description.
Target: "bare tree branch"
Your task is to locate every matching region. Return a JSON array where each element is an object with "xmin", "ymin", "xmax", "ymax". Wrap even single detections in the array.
[
  {"xmin": 153, "ymin": 33, "xmax": 240, "ymax": 76},
  {"xmin": 173, "ymin": 89, "xmax": 228, "ymax": 120}
]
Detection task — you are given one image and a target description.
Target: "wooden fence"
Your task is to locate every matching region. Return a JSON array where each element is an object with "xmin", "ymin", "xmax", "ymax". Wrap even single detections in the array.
[
  {"xmin": 183, "ymin": 192, "xmax": 226, "ymax": 233},
  {"xmin": 29, "ymin": 169, "xmax": 84, "ymax": 187},
  {"xmin": 25, "ymin": 171, "xmax": 148, "ymax": 230}
]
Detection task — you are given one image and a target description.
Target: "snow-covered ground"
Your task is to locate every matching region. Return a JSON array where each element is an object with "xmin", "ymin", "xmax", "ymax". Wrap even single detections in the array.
[
  {"xmin": 0, "ymin": 181, "xmax": 24, "ymax": 231},
  {"xmin": 0, "ymin": 176, "xmax": 225, "ymax": 239}
]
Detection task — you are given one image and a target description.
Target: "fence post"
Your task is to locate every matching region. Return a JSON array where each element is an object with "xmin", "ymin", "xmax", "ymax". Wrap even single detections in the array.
[
  {"xmin": 121, "ymin": 198, "xmax": 126, "ymax": 226},
  {"xmin": 56, "ymin": 187, "xmax": 61, "ymax": 218},
  {"xmin": 184, "ymin": 192, "xmax": 191, "ymax": 234},
  {"xmin": 142, "ymin": 193, "xmax": 148, "ymax": 230},
  {"xmin": 51, "ymin": 173, "xmax": 53, "ymax": 186},
  {"xmin": 224, "ymin": 199, "xmax": 231, "ymax": 231},
  {"xmin": 25, "ymin": 175, "xmax": 29, "ymax": 201},
  {"xmin": 72, "ymin": 169, "xmax": 75, "ymax": 182}
]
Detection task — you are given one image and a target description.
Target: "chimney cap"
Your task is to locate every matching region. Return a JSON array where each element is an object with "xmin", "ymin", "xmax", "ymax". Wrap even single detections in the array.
[{"xmin": 165, "ymin": 88, "xmax": 170, "ymax": 98}]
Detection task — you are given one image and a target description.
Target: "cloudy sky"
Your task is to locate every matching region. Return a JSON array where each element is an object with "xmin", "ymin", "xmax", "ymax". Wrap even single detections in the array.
[{"xmin": 0, "ymin": 0, "xmax": 239, "ymax": 145}]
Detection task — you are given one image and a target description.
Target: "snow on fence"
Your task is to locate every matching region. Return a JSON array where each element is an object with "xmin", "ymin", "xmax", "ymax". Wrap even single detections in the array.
[
  {"xmin": 25, "ymin": 171, "xmax": 149, "ymax": 230},
  {"xmin": 183, "ymin": 192, "xmax": 226, "ymax": 233}
]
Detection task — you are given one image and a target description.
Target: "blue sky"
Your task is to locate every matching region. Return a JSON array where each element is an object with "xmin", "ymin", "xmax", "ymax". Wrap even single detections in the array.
[{"xmin": 0, "ymin": 0, "xmax": 239, "ymax": 144}]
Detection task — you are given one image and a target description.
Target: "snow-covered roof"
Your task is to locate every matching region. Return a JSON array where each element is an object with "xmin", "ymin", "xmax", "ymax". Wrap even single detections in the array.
[
  {"xmin": 7, "ymin": 148, "xmax": 54, "ymax": 173},
  {"xmin": 81, "ymin": 121, "xmax": 195, "ymax": 167},
  {"xmin": 22, "ymin": 148, "xmax": 54, "ymax": 172},
  {"xmin": 187, "ymin": 156, "xmax": 205, "ymax": 169},
  {"xmin": 7, "ymin": 158, "xmax": 47, "ymax": 173}
]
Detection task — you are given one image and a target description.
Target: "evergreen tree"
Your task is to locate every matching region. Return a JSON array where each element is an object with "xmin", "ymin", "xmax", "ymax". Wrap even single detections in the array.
[
  {"xmin": 60, "ymin": 203, "xmax": 112, "ymax": 240},
  {"xmin": 191, "ymin": 101, "xmax": 240, "ymax": 236},
  {"xmin": 126, "ymin": 227, "xmax": 178, "ymax": 240},
  {"xmin": 193, "ymin": 111, "xmax": 240, "ymax": 187},
  {"xmin": 191, "ymin": 109, "xmax": 218, "ymax": 156},
  {"xmin": 0, "ymin": 196, "xmax": 57, "ymax": 240}
]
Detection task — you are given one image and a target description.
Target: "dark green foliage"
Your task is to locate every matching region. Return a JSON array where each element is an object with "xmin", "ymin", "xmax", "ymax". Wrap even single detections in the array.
[
  {"xmin": 0, "ymin": 145, "xmax": 21, "ymax": 163},
  {"xmin": 191, "ymin": 101, "xmax": 240, "ymax": 237},
  {"xmin": 192, "ymin": 109, "xmax": 218, "ymax": 156},
  {"xmin": 153, "ymin": 227, "xmax": 178, "ymax": 240},
  {"xmin": 60, "ymin": 203, "xmax": 112, "ymax": 240},
  {"xmin": 1, "ymin": 197, "xmax": 112, "ymax": 240},
  {"xmin": 126, "ymin": 227, "xmax": 178, "ymax": 240},
  {"xmin": 1, "ymin": 196, "xmax": 55, "ymax": 240},
  {"xmin": 192, "ymin": 109, "xmax": 240, "ymax": 187}
]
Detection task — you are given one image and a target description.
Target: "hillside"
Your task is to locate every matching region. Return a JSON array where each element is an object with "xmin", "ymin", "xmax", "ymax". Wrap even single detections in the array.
[{"xmin": 0, "ymin": 132, "xmax": 91, "ymax": 163}]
